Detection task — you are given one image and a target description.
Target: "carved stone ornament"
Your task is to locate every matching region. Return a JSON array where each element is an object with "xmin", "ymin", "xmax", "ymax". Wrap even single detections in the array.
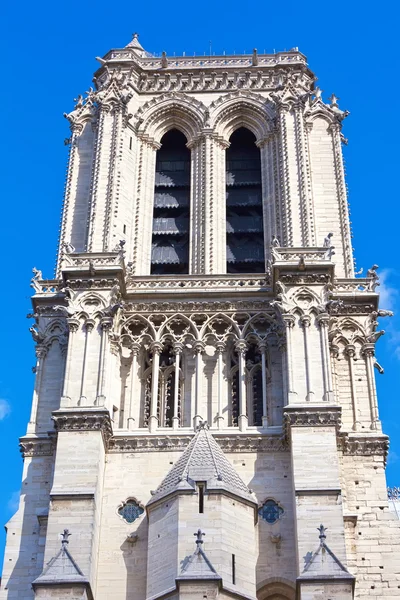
[
  {"xmin": 108, "ymin": 434, "xmax": 288, "ymax": 454},
  {"xmin": 339, "ymin": 434, "xmax": 389, "ymax": 464},
  {"xmin": 52, "ymin": 410, "xmax": 113, "ymax": 447},
  {"xmin": 19, "ymin": 436, "xmax": 56, "ymax": 458},
  {"xmin": 284, "ymin": 407, "xmax": 342, "ymax": 432}
]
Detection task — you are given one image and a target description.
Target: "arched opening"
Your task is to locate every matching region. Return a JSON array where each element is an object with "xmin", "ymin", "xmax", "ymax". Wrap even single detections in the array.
[
  {"xmin": 151, "ymin": 129, "xmax": 190, "ymax": 275},
  {"xmin": 226, "ymin": 128, "xmax": 264, "ymax": 273},
  {"xmin": 142, "ymin": 343, "xmax": 183, "ymax": 428}
]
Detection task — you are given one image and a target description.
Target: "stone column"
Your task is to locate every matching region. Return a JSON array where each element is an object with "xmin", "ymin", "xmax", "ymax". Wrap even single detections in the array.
[
  {"xmin": 276, "ymin": 105, "xmax": 293, "ymax": 246},
  {"xmin": 27, "ymin": 345, "xmax": 48, "ymax": 434},
  {"xmin": 235, "ymin": 340, "xmax": 248, "ymax": 431},
  {"xmin": 258, "ymin": 134, "xmax": 275, "ymax": 254},
  {"xmin": 60, "ymin": 317, "xmax": 80, "ymax": 407},
  {"xmin": 193, "ymin": 341, "xmax": 205, "ymax": 429},
  {"xmin": 317, "ymin": 313, "xmax": 335, "ymax": 402},
  {"xmin": 172, "ymin": 342, "xmax": 183, "ymax": 430},
  {"xmin": 300, "ymin": 315, "xmax": 314, "ymax": 402},
  {"xmin": 127, "ymin": 343, "xmax": 140, "ymax": 431},
  {"xmin": 258, "ymin": 341, "xmax": 269, "ymax": 428},
  {"xmin": 149, "ymin": 342, "xmax": 163, "ymax": 433},
  {"xmin": 329, "ymin": 122, "xmax": 354, "ymax": 277},
  {"xmin": 131, "ymin": 137, "xmax": 159, "ymax": 275},
  {"xmin": 345, "ymin": 344, "xmax": 360, "ymax": 431},
  {"xmin": 362, "ymin": 343, "xmax": 380, "ymax": 431},
  {"xmin": 282, "ymin": 314, "xmax": 297, "ymax": 402},
  {"xmin": 79, "ymin": 318, "xmax": 95, "ymax": 406},
  {"xmin": 294, "ymin": 100, "xmax": 315, "ymax": 247},
  {"xmin": 216, "ymin": 342, "xmax": 225, "ymax": 429},
  {"xmin": 96, "ymin": 316, "xmax": 113, "ymax": 407}
]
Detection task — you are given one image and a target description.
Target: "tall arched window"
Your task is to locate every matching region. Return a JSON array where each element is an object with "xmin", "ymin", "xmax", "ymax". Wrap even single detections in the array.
[
  {"xmin": 142, "ymin": 343, "xmax": 183, "ymax": 428},
  {"xmin": 151, "ymin": 130, "xmax": 190, "ymax": 274},
  {"xmin": 226, "ymin": 128, "xmax": 265, "ymax": 273}
]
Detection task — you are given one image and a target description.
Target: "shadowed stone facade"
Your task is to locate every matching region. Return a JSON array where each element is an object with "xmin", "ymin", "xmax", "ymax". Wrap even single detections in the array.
[{"xmin": 1, "ymin": 33, "xmax": 399, "ymax": 600}]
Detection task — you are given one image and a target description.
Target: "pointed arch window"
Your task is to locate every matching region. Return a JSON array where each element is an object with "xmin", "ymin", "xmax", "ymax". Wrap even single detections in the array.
[
  {"xmin": 226, "ymin": 128, "xmax": 265, "ymax": 273},
  {"xmin": 228, "ymin": 340, "xmax": 264, "ymax": 427},
  {"xmin": 151, "ymin": 130, "xmax": 190, "ymax": 275},
  {"xmin": 142, "ymin": 343, "xmax": 183, "ymax": 428}
]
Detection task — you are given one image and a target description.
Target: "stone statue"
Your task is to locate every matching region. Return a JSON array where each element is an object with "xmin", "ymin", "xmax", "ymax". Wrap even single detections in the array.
[
  {"xmin": 54, "ymin": 288, "xmax": 79, "ymax": 317},
  {"xmin": 376, "ymin": 309, "xmax": 394, "ymax": 318},
  {"xmin": 366, "ymin": 264, "xmax": 380, "ymax": 291},
  {"xmin": 30, "ymin": 267, "xmax": 43, "ymax": 293},
  {"xmin": 63, "ymin": 241, "xmax": 75, "ymax": 254},
  {"xmin": 272, "ymin": 235, "xmax": 280, "ymax": 247},
  {"xmin": 366, "ymin": 330, "xmax": 385, "ymax": 344},
  {"xmin": 323, "ymin": 232, "xmax": 333, "ymax": 248},
  {"xmin": 29, "ymin": 325, "xmax": 45, "ymax": 343},
  {"xmin": 374, "ymin": 359, "xmax": 384, "ymax": 375}
]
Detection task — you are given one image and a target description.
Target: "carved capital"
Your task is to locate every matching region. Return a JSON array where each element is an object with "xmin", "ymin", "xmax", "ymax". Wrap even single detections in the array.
[
  {"xmin": 194, "ymin": 341, "xmax": 206, "ymax": 354},
  {"xmin": 215, "ymin": 342, "xmax": 226, "ymax": 353},
  {"xmin": 281, "ymin": 314, "xmax": 296, "ymax": 328},
  {"xmin": 100, "ymin": 317, "xmax": 113, "ymax": 331},
  {"xmin": 300, "ymin": 315, "xmax": 311, "ymax": 328},
  {"xmin": 67, "ymin": 317, "xmax": 80, "ymax": 333},
  {"xmin": 84, "ymin": 318, "xmax": 96, "ymax": 332},
  {"xmin": 361, "ymin": 343, "xmax": 375, "ymax": 358},
  {"xmin": 316, "ymin": 313, "xmax": 330, "ymax": 326},
  {"xmin": 151, "ymin": 341, "xmax": 164, "ymax": 355},
  {"xmin": 234, "ymin": 340, "xmax": 248, "ymax": 356},
  {"xmin": 35, "ymin": 344, "xmax": 48, "ymax": 360},
  {"xmin": 340, "ymin": 434, "xmax": 389, "ymax": 464},
  {"xmin": 173, "ymin": 342, "xmax": 184, "ymax": 355},
  {"xmin": 52, "ymin": 409, "xmax": 113, "ymax": 448},
  {"xmin": 19, "ymin": 435, "xmax": 56, "ymax": 458},
  {"xmin": 284, "ymin": 407, "xmax": 342, "ymax": 432},
  {"xmin": 344, "ymin": 344, "xmax": 356, "ymax": 358}
]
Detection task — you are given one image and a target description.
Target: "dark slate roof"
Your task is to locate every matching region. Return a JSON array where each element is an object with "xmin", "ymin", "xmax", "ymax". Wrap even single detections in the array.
[
  {"xmin": 32, "ymin": 543, "xmax": 89, "ymax": 587},
  {"xmin": 177, "ymin": 545, "xmax": 221, "ymax": 582},
  {"xmin": 147, "ymin": 426, "xmax": 256, "ymax": 506},
  {"xmin": 299, "ymin": 525, "xmax": 355, "ymax": 582}
]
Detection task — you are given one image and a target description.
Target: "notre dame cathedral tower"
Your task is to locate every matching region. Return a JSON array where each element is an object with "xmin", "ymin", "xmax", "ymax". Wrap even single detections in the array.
[{"xmin": 1, "ymin": 34, "xmax": 399, "ymax": 600}]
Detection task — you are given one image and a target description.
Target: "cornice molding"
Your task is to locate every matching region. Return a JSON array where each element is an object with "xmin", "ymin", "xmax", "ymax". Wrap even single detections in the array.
[
  {"xmin": 19, "ymin": 436, "xmax": 56, "ymax": 458},
  {"xmin": 108, "ymin": 434, "xmax": 289, "ymax": 453},
  {"xmin": 284, "ymin": 406, "xmax": 342, "ymax": 431},
  {"xmin": 52, "ymin": 409, "xmax": 113, "ymax": 447},
  {"xmin": 339, "ymin": 434, "xmax": 389, "ymax": 463}
]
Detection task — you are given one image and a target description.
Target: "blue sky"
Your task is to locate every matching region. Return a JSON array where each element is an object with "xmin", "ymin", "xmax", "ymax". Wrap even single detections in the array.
[{"xmin": 1, "ymin": 0, "xmax": 399, "ymax": 566}]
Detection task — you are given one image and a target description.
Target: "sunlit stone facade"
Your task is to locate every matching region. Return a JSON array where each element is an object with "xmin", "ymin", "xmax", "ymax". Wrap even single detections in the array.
[{"xmin": 1, "ymin": 34, "xmax": 399, "ymax": 600}]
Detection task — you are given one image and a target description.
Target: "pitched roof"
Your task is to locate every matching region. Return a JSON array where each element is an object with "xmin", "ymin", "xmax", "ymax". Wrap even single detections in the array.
[
  {"xmin": 147, "ymin": 426, "xmax": 256, "ymax": 506},
  {"xmin": 177, "ymin": 540, "xmax": 221, "ymax": 582},
  {"xmin": 32, "ymin": 533, "xmax": 89, "ymax": 587},
  {"xmin": 299, "ymin": 525, "xmax": 354, "ymax": 582}
]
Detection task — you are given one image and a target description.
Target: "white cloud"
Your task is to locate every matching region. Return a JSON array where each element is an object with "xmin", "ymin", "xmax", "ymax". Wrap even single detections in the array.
[
  {"xmin": 7, "ymin": 491, "xmax": 20, "ymax": 513},
  {"xmin": 0, "ymin": 398, "xmax": 11, "ymax": 420},
  {"xmin": 378, "ymin": 269, "xmax": 396, "ymax": 311}
]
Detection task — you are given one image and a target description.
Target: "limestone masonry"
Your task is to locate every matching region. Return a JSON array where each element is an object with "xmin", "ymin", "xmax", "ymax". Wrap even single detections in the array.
[{"xmin": 1, "ymin": 33, "xmax": 399, "ymax": 600}]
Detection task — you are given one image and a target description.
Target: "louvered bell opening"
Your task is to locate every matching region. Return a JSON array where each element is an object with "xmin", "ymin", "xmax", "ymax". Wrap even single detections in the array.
[
  {"xmin": 226, "ymin": 187, "xmax": 262, "ymax": 207},
  {"xmin": 226, "ymin": 128, "xmax": 265, "ymax": 274},
  {"xmin": 151, "ymin": 130, "xmax": 190, "ymax": 275}
]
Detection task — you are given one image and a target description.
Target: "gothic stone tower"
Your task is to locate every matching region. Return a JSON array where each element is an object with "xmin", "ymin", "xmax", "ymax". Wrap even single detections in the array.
[{"xmin": 2, "ymin": 34, "xmax": 400, "ymax": 600}]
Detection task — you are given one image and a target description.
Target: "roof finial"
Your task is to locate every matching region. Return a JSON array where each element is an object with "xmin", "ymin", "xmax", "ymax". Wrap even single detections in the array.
[
  {"xmin": 317, "ymin": 524, "xmax": 327, "ymax": 544},
  {"xmin": 197, "ymin": 420, "xmax": 209, "ymax": 431},
  {"xmin": 194, "ymin": 529, "xmax": 205, "ymax": 546},
  {"xmin": 252, "ymin": 48, "xmax": 258, "ymax": 66},
  {"xmin": 61, "ymin": 529, "xmax": 71, "ymax": 548},
  {"xmin": 132, "ymin": 32, "xmax": 139, "ymax": 40},
  {"xmin": 328, "ymin": 93, "xmax": 339, "ymax": 107}
]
